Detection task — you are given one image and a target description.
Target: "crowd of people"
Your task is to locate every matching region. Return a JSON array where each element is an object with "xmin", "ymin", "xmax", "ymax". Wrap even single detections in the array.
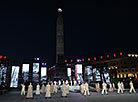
[{"xmin": 20, "ymin": 80, "xmax": 137, "ymax": 99}]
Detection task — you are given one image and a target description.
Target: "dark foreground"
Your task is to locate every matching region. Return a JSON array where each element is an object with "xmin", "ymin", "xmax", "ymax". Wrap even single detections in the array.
[{"xmin": 0, "ymin": 90, "xmax": 138, "ymax": 102}]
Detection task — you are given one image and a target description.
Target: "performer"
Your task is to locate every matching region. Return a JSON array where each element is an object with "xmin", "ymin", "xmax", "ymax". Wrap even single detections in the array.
[
  {"xmin": 84, "ymin": 82, "xmax": 90, "ymax": 96},
  {"xmin": 112, "ymin": 83, "xmax": 115, "ymax": 91},
  {"xmin": 36, "ymin": 83, "xmax": 40, "ymax": 95},
  {"xmin": 80, "ymin": 83, "xmax": 85, "ymax": 94},
  {"xmin": 50, "ymin": 82, "xmax": 54, "ymax": 94},
  {"xmin": 66, "ymin": 83, "xmax": 70, "ymax": 94},
  {"xmin": 26, "ymin": 82, "xmax": 33, "ymax": 99},
  {"xmin": 95, "ymin": 83, "xmax": 100, "ymax": 92},
  {"xmin": 62, "ymin": 83, "xmax": 67, "ymax": 97},
  {"xmin": 45, "ymin": 82, "xmax": 51, "ymax": 98},
  {"xmin": 109, "ymin": 83, "xmax": 113, "ymax": 92},
  {"xmin": 101, "ymin": 81, "xmax": 108, "ymax": 95},
  {"xmin": 21, "ymin": 83, "xmax": 25, "ymax": 95},
  {"xmin": 117, "ymin": 81, "xmax": 123, "ymax": 94},
  {"xmin": 54, "ymin": 82, "xmax": 58, "ymax": 94},
  {"xmin": 41, "ymin": 84, "xmax": 45, "ymax": 93},
  {"xmin": 121, "ymin": 81, "xmax": 125, "ymax": 91},
  {"xmin": 129, "ymin": 80, "xmax": 136, "ymax": 93}
]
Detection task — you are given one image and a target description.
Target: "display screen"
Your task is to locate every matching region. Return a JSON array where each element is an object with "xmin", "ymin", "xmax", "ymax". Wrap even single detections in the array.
[
  {"xmin": 10, "ymin": 66, "xmax": 20, "ymax": 88},
  {"xmin": 67, "ymin": 68, "xmax": 71, "ymax": 77},
  {"xmin": 93, "ymin": 68, "xmax": 101, "ymax": 81},
  {"xmin": 75, "ymin": 64, "xmax": 82, "ymax": 74},
  {"xmin": 41, "ymin": 67, "xmax": 47, "ymax": 82},
  {"xmin": 0, "ymin": 64, "xmax": 7, "ymax": 86},
  {"xmin": 75, "ymin": 64, "xmax": 83, "ymax": 81},
  {"xmin": 32, "ymin": 63, "xmax": 39, "ymax": 82},
  {"xmin": 85, "ymin": 66, "xmax": 93, "ymax": 81},
  {"xmin": 103, "ymin": 67, "xmax": 110, "ymax": 84},
  {"xmin": 22, "ymin": 64, "xmax": 29, "ymax": 83}
]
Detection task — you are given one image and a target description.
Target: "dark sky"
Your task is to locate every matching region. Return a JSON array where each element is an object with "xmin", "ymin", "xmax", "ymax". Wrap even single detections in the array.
[{"xmin": 0, "ymin": 0, "xmax": 138, "ymax": 66}]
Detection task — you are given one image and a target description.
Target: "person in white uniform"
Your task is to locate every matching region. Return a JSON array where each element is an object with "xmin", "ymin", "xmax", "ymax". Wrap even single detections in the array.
[
  {"xmin": 26, "ymin": 82, "xmax": 33, "ymax": 99},
  {"xmin": 117, "ymin": 81, "xmax": 123, "ymax": 94},
  {"xmin": 36, "ymin": 83, "xmax": 40, "ymax": 95},
  {"xmin": 62, "ymin": 83, "xmax": 67, "ymax": 98},
  {"xmin": 21, "ymin": 83, "xmax": 26, "ymax": 95},
  {"xmin": 129, "ymin": 80, "xmax": 136, "ymax": 94},
  {"xmin": 54, "ymin": 82, "xmax": 58, "ymax": 94},
  {"xmin": 121, "ymin": 81, "xmax": 125, "ymax": 91},
  {"xmin": 109, "ymin": 83, "xmax": 113, "ymax": 92},
  {"xmin": 80, "ymin": 83, "xmax": 85, "ymax": 94},
  {"xmin": 41, "ymin": 84, "xmax": 45, "ymax": 93},
  {"xmin": 84, "ymin": 82, "xmax": 90, "ymax": 96},
  {"xmin": 45, "ymin": 82, "xmax": 51, "ymax": 98},
  {"xmin": 101, "ymin": 81, "xmax": 108, "ymax": 95}
]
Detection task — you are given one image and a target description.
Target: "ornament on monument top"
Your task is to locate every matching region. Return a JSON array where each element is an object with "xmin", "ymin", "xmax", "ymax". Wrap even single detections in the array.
[{"xmin": 57, "ymin": 8, "xmax": 62, "ymax": 13}]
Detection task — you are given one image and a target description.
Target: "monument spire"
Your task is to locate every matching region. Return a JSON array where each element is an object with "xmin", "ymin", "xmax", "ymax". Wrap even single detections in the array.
[{"xmin": 56, "ymin": 8, "xmax": 64, "ymax": 64}]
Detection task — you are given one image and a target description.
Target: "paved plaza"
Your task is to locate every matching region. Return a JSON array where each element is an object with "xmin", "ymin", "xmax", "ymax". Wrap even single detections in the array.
[{"xmin": 0, "ymin": 90, "xmax": 138, "ymax": 102}]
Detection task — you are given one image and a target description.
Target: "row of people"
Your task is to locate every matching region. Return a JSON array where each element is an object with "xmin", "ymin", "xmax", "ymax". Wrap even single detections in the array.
[
  {"xmin": 95, "ymin": 80, "xmax": 136, "ymax": 95},
  {"xmin": 21, "ymin": 81, "xmax": 70, "ymax": 99}
]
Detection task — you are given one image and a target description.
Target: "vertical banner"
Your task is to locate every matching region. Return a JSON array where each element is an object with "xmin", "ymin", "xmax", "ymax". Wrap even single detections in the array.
[
  {"xmin": 67, "ymin": 68, "xmax": 71, "ymax": 77},
  {"xmin": 32, "ymin": 63, "xmax": 39, "ymax": 82},
  {"xmin": 75, "ymin": 64, "xmax": 83, "ymax": 81},
  {"xmin": 41, "ymin": 67, "xmax": 47, "ymax": 82},
  {"xmin": 103, "ymin": 67, "xmax": 110, "ymax": 84},
  {"xmin": 0, "ymin": 64, "xmax": 7, "ymax": 86},
  {"xmin": 22, "ymin": 64, "xmax": 29, "ymax": 83},
  {"xmin": 10, "ymin": 66, "xmax": 20, "ymax": 88},
  {"xmin": 85, "ymin": 66, "xmax": 93, "ymax": 82},
  {"xmin": 93, "ymin": 68, "xmax": 101, "ymax": 81}
]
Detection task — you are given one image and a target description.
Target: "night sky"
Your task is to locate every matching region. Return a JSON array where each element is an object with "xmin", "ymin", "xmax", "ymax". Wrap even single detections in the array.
[{"xmin": 0, "ymin": 1, "xmax": 138, "ymax": 66}]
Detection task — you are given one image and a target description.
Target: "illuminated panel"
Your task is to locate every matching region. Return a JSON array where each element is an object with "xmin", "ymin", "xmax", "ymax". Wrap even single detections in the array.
[
  {"xmin": 85, "ymin": 66, "xmax": 93, "ymax": 82},
  {"xmin": 93, "ymin": 68, "xmax": 101, "ymax": 81},
  {"xmin": 67, "ymin": 68, "xmax": 71, "ymax": 77},
  {"xmin": 75, "ymin": 64, "xmax": 83, "ymax": 81},
  {"xmin": 32, "ymin": 63, "xmax": 39, "ymax": 82},
  {"xmin": 10, "ymin": 66, "xmax": 20, "ymax": 88},
  {"xmin": 103, "ymin": 67, "xmax": 110, "ymax": 84},
  {"xmin": 41, "ymin": 67, "xmax": 47, "ymax": 82},
  {"xmin": 0, "ymin": 64, "xmax": 7, "ymax": 86},
  {"xmin": 22, "ymin": 64, "xmax": 29, "ymax": 83}
]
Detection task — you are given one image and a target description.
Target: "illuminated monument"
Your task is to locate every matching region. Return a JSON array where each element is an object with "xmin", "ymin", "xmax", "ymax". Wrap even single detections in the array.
[
  {"xmin": 48, "ymin": 8, "xmax": 67, "ymax": 80},
  {"xmin": 56, "ymin": 8, "xmax": 64, "ymax": 64}
]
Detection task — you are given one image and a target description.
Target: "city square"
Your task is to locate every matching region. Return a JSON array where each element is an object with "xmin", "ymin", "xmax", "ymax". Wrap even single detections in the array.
[{"xmin": 0, "ymin": 1, "xmax": 138, "ymax": 102}]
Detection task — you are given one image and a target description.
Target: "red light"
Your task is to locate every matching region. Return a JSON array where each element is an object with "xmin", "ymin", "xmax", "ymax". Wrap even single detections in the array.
[
  {"xmin": 82, "ymin": 58, "xmax": 84, "ymax": 62},
  {"xmin": 71, "ymin": 59, "xmax": 73, "ymax": 62},
  {"xmin": 65, "ymin": 60, "xmax": 67, "ymax": 63},
  {"xmin": 4, "ymin": 56, "xmax": 6, "ymax": 59},
  {"xmin": 100, "ymin": 56, "xmax": 103, "ymax": 59},
  {"xmin": 107, "ymin": 55, "xmax": 109, "ymax": 58},
  {"xmin": 114, "ymin": 53, "xmax": 116, "ymax": 57},
  {"xmin": 0, "ymin": 56, "xmax": 2, "ymax": 59},
  {"xmin": 94, "ymin": 57, "xmax": 96, "ymax": 61},
  {"xmin": 120, "ymin": 52, "xmax": 123, "ymax": 56},
  {"xmin": 88, "ymin": 58, "xmax": 90, "ymax": 61}
]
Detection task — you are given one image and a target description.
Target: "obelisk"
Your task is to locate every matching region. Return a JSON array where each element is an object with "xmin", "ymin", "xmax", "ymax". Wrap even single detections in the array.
[{"xmin": 56, "ymin": 8, "xmax": 64, "ymax": 64}]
